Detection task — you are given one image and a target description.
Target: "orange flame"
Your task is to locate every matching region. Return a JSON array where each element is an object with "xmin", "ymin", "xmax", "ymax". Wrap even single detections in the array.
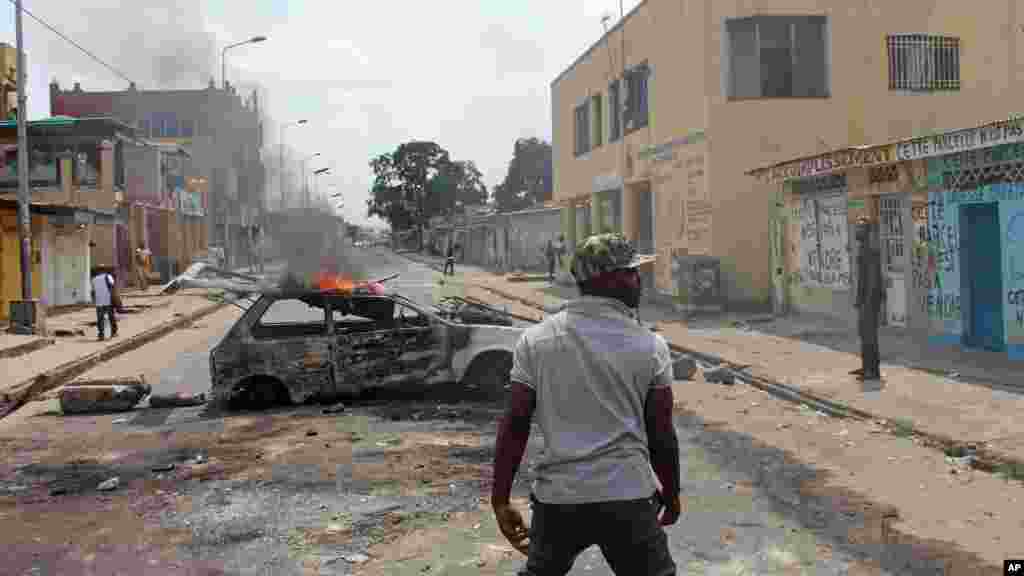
[{"xmin": 316, "ymin": 272, "xmax": 356, "ymax": 293}]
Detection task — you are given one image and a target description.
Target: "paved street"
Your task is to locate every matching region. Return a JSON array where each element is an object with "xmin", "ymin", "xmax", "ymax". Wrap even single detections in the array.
[{"xmin": 0, "ymin": 247, "xmax": 1010, "ymax": 574}]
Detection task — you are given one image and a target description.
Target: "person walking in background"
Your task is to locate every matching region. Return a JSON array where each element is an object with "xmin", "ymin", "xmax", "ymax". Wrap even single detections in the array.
[
  {"xmin": 491, "ymin": 233, "xmax": 680, "ymax": 575},
  {"xmin": 554, "ymin": 234, "xmax": 566, "ymax": 272},
  {"xmin": 91, "ymin": 267, "xmax": 118, "ymax": 341},
  {"xmin": 544, "ymin": 240, "xmax": 557, "ymax": 281},
  {"xmin": 852, "ymin": 217, "xmax": 885, "ymax": 381},
  {"xmin": 444, "ymin": 243, "xmax": 456, "ymax": 276}
]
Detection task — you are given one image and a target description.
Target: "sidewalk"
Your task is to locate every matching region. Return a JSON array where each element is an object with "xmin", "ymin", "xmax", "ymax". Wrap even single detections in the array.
[
  {"xmin": 396, "ymin": 248, "xmax": 1024, "ymax": 468},
  {"xmin": 0, "ymin": 289, "xmax": 224, "ymax": 403}
]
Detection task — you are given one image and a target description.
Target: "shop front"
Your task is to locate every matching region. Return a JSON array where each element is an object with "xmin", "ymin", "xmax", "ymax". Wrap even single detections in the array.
[{"xmin": 750, "ymin": 115, "xmax": 1024, "ymax": 361}]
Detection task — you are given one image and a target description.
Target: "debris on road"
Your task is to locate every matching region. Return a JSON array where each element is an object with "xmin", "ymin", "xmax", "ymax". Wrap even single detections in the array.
[
  {"xmin": 148, "ymin": 393, "xmax": 207, "ymax": 409},
  {"xmin": 96, "ymin": 477, "xmax": 120, "ymax": 491},
  {"xmin": 323, "ymin": 402, "xmax": 346, "ymax": 414},
  {"xmin": 343, "ymin": 553, "xmax": 370, "ymax": 564},
  {"xmin": 672, "ymin": 356, "xmax": 698, "ymax": 380},
  {"xmin": 306, "ymin": 429, "xmax": 318, "ymax": 437},
  {"xmin": 703, "ymin": 366, "xmax": 736, "ymax": 385},
  {"xmin": 58, "ymin": 378, "xmax": 152, "ymax": 415},
  {"xmin": 152, "ymin": 463, "xmax": 176, "ymax": 472}
]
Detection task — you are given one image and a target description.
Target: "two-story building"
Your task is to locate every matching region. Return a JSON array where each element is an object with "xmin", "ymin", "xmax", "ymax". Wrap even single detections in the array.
[
  {"xmin": 0, "ymin": 116, "xmax": 128, "ymax": 319},
  {"xmin": 552, "ymin": 0, "xmax": 1024, "ymax": 312},
  {"xmin": 50, "ymin": 78, "xmax": 264, "ymax": 271}
]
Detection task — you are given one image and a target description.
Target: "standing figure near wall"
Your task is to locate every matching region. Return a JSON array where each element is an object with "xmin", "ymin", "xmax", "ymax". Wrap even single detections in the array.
[
  {"xmin": 852, "ymin": 218, "xmax": 885, "ymax": 381},
  {"xmin": 134, "ymin": 245, "xmax": 150, "ymax": 292}
]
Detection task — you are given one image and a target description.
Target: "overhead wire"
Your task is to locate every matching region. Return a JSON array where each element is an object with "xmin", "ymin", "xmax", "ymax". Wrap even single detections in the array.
[{"xmin": 6, "ymin": 0, "xmax": 136, "ymax": 86}]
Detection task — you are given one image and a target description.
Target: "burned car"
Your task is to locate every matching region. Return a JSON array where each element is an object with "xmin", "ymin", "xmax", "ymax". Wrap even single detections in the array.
[{"xmin": 209, "ymin": 290, "xmax": 523, "ymax": 407}]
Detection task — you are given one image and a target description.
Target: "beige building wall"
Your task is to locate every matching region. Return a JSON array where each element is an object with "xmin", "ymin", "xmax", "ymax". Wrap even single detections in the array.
[{"xmin": 553, "ymin": 0, "xmax": 1024, "ymax": 307}]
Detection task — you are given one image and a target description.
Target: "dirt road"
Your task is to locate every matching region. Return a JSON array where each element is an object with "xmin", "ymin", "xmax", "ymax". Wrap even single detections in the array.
[{"xmin": 0, "ymin": 249, "xmax": 1015, "ymax": 574}]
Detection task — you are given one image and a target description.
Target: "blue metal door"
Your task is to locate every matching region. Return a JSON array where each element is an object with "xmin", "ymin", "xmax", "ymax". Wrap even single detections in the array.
[{"xmin": 961, "ymin": 203, "xmax": 1005, "ymax": 351}]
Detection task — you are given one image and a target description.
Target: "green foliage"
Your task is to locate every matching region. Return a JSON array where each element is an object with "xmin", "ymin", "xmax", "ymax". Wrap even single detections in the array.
[
  {"xmin": 494, "ymin": 137, "xmax": 552, "ymax": 212},
  {"xmin": 367, "ymin": 142, "xmax": 488, "ymax": 236}
]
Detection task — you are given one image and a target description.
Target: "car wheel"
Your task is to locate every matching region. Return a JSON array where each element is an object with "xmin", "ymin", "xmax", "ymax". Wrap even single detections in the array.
[{"xmin": 463, "ymin": 351, "xmax": 512, "ymax": 400}]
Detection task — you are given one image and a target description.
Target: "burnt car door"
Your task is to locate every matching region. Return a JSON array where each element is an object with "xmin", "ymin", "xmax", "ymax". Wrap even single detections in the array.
[
  {"xmin": 389, "ymin": 300, "xmax": 446, "ymax": 384},
  {"xmin": 240, "ymin": 294, "xmax": 333, "ymax": 403},
  {"xmin": 332, "ymin": 296, "xmax": 400, "ymax": 392}
]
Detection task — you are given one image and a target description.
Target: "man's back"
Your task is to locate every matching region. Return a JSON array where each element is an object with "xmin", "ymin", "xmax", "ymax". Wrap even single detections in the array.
[
  {"xmin": 511, "ymin": 296, "xmax": 673, "ymax": 504},
  {"xmin": 92, "ymin": 274, "xmax": 112, "ymax": 307}
]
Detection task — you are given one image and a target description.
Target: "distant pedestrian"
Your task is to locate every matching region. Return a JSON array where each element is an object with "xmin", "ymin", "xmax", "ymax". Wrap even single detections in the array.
[
  {"xmin": 554, "ymin": 234, "xmax": 566, "ymax": 269},
  {"xmin": 444, "ymin": 244, "xmax": 456, "ymax": 276},
  {"xmin": 852, "ymin": 218, "xmax": 885, "ymax": 381},
  {"xmin": 491, "ymin": 233, "xmax": 680, "ymax": 575},
  {"xmin": 544, "ymin": 240, "xmax": 557, "ymax": 280},
  {"xmin": 134, "ymin": 245, "xmax": 150, "ymax": 292},
  {"xmin": 91, "ymin": 268, "xmax": 118, "ymax": 341}
]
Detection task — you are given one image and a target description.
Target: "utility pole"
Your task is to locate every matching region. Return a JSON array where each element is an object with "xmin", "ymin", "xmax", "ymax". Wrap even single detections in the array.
[{"xmin": 15, "ymin": 0, "xmax": 31, "ymax": 302}]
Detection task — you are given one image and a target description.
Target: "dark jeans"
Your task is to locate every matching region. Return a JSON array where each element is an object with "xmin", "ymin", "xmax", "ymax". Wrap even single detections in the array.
[
  {"xmin": 519, "ymin": 493, "xmax": 676, "ymax": 576},
  {"xmin": 444, "ymin": 258, "xmax": 455, "ymax": 276},
  {"xmin": 96, "ymin": 305, "xmax": 118, "ymax": 337}
]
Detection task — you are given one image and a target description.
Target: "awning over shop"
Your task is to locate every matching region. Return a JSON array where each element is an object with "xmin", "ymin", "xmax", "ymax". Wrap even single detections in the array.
[
  {"xmin": 747, "ymin": 114, "xmax": 1024, "ymax": 185},
  {"xmin": 0, "ymin": 197, "xmax": 121, "ymax": 225}
]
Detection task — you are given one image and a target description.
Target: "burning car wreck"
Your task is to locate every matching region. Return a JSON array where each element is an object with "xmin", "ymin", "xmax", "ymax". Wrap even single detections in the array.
[{"xmin": 163, "ymin": 264, "xmax": 525, "ymax": 408}]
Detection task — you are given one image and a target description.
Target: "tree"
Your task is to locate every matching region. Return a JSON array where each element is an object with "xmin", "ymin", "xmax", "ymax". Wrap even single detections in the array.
[
  {"xmin": 493, "ymin": 137, "xmax": 552, "ymax": 212},
  {"xmin": 426, "ymin": 159, "xmax": 488, "ymax": 215},
  {"xmin": 366, "ymin": 141, "xmax": 451, "ymax": 250}
]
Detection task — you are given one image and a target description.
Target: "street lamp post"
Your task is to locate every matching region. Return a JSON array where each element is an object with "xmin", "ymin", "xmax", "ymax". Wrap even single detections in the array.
[
  {"xmin": 301, "ymin": 152, "xmax": 321, "ymax": 209},
  {"xmin": 279, "ymin": 119, "xmax": 307, "ymax": 211},
  {"xmin": 217, "ymin": 35, "xmax": 265, "ymax": 269},
  {"xmin": 221, "ymin": 36, "xmax": 267, "ymax": 89},
  {"xmin": 14, "ymin": 0, "xmax": 30, "ymax": 309},
  {"xmin": 312, "ymin": 167, "xmax": 330, "ymax": 208}
]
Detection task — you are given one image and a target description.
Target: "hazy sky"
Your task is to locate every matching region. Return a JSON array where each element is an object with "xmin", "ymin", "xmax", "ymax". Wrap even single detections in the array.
[{"xmin": 0, "ymin": 0, "xmax": 641, "ymax": 226}]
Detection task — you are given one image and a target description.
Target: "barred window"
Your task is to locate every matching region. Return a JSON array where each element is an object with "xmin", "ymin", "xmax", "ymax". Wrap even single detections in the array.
[{"xmin": 887, "ymin": 34, "xmax": 960, "ymax": 91}]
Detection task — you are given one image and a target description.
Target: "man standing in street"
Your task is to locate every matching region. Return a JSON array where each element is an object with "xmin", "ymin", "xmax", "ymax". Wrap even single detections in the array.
[
  {"xmin": 491, "ymin": 233, "xmax": 680, "ymax": 575},
  {"xmin": 444, "ymin": 243, "xmax": 456, "ymax": 276},
  {"xmin": 134, "ymin": 245, "xmax": 150, "ymax": 292},
  {"xmin": 852, "ymin": 217, "xmax": 885, "ymax": 381},
  {"xmin": 91, "ymin": 267, "xmax": 118, "ymax": 341}
]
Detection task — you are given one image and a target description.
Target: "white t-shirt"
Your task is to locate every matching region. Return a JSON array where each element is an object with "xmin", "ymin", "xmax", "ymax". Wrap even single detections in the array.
[
  {"xmin": 92, "ymin": 273, "xmax": 114, "ymax": 307},
  {"xmin": 510, "ymin": 296, "xmax": 674, "ymax": 504}
]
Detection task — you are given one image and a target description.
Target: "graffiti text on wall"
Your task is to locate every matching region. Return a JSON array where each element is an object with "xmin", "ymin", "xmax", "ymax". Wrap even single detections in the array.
[{"xmin": 796, "ymin": 195, "xmax": 851, "ymax": 289}]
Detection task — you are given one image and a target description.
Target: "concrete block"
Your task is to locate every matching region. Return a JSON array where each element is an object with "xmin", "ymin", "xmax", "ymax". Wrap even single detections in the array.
[{"xmin": 59, "ymin": 378, "xmax": 151, "ymax": 415}]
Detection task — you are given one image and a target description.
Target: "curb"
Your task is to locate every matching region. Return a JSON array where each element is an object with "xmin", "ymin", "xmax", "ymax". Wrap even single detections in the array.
[
  {"xmin": 0, "ymin": 299, "xmax": 229, "ymax": 420},
  {"xmin": 0, "ymin": 337, "xmax": 55, "ymax": 360},
  {"xmin": 468, "ymin": 281, "xmax": 1024, "ymax": 480}
]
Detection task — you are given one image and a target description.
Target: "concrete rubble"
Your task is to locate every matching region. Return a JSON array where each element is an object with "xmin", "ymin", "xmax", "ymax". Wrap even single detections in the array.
[{"xmin": 58, "ymin": 378, "xmax": 152, "ymax": 415}]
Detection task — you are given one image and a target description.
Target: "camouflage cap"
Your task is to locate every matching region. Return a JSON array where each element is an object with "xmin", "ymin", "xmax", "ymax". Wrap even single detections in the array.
[{"xmin": 570, "ymin": 233, "xmax": 656, "ymax": 283}]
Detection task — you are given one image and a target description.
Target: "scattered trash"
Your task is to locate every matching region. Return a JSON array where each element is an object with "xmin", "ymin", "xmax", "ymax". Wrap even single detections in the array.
[
  {"xmin": 326, "ymin": 523, "xmax": 346, "ymax": 534},
  {"xmin": 835, "ymin": 429, "xmax": 849, "ymax": 437},
  {"xmin": 323, "ymin": 402, "xmax": 346, "ymax": 415},
  {"xmin": 703, "ymin": 366, "xmax": 735, "ymax": 385},
  {"xmin": 306, "ymin": 429, "xmax": 319, "ymax": 437},
  {"xmin": 191, "ymin": 454, "xmax": 206, "ymax": 465},
  {"xmin": 148, "ymin": 393, "xmax": 206, "ymax": 409},
  {"xmin": 815, "ymin": 411, "xmax": 828, "ymax": 418},
  {"xmin": 59, "ymin": 378, "xmax": 152, "ymax": 415},
  {"xmin": 49, "ymin": 487, "xmax": 67, "ymax": 496},
  {"xmin": 343, "ymin": 553, "xmax": 370, "ymax": 564},
  {"xmin": 776, "ymin": 423, "xmax": 791, "ymax": 430},
  {"xmin": 947, "ymin": 371, "xmax": 960, "ymax": 380},
  {"xmin": 152, "ymin": 463, "xmax": 176, "ymax": 472},
  {"xmin": 111, "ymin": 417, "xmax": 131, "ymax": 424},
  {"xmin": 97, "ymin": 477, "xmax": 120, "ymax": 491},
  {"xmin": 672, "ymin": 356, "xmax": 698, "ymax": 381}
]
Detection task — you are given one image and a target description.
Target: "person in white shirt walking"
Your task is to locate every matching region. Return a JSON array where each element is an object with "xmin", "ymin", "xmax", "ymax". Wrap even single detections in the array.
[{"xmin": 91, "ymin": 268, "xmax": 119, "ymax": 341}]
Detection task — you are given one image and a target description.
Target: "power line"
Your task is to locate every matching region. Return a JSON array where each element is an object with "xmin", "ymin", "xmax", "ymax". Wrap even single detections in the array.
[{"xmin": 7, "ymin": 0, "xmax": 136, "ymax": 86}]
